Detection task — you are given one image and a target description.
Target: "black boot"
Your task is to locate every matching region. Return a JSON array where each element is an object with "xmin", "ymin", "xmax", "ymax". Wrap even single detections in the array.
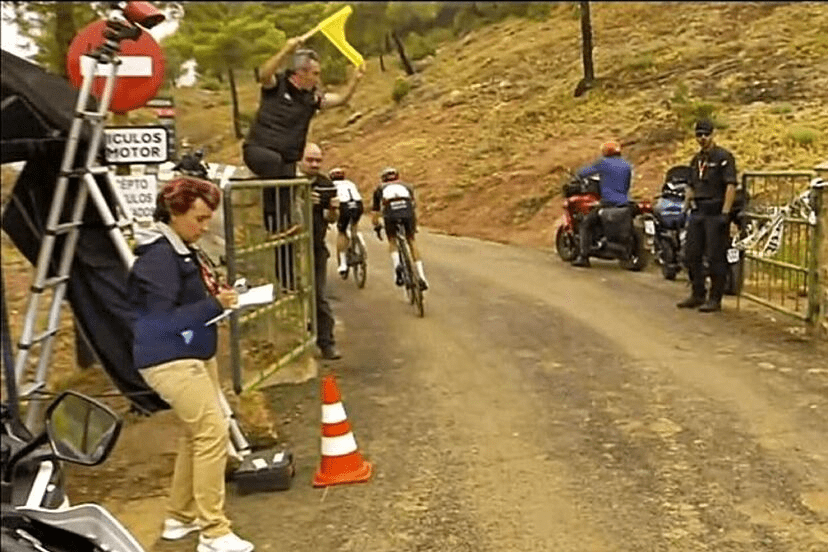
[
  {"xmin": 698, "ymin": 300, "xmax": 721, "ymax": 312},
  {"xmin": 572, "ymin": 256, "xmax": 591, "ymax": 268},
  {"xmin": 676, "ymin": 295, "xmax": 705, "ymax": 308},
  {"xmin": 700, "ymin": 274, "xmax": 724, "ymax": 312}
]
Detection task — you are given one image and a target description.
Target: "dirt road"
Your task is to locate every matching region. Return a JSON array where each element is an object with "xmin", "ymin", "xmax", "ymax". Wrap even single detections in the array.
[{"xmin": 88, "ymin": 229, "xmax": 828, "ymax": 552}]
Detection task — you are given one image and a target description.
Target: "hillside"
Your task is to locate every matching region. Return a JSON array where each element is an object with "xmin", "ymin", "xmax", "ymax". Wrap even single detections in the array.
[{"xmin": 157, "ymin": 3, "xmax": 828, "ymax": 249}]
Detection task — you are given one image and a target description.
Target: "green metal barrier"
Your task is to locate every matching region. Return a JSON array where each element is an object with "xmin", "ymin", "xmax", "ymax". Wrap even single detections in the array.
[
  {"xmin": 738, "ymin": 171, "xmax": 823, "ymax": 327},
  {"xmin": 221, "ymin": 177, "xmax": 316, "ymax": 393}
]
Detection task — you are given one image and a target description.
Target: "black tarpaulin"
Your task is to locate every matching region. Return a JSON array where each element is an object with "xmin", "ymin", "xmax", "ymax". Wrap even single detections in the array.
[{"xmin": 1, "ymin": 49, "xmax": 167, "ymax": 413}]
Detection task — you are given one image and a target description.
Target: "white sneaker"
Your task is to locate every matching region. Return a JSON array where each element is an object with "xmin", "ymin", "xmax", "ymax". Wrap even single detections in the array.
[
  {"xmin": 198, "ymin": 532, "xmax": 255, "ymax": 552},
  {"xmin": 161, "ymin": 518, "xmax": 200, "ymax": 540}
]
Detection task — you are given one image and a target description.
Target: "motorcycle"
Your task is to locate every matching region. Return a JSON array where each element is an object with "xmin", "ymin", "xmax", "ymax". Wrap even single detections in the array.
[
  {"xmin": 646, "ymin": 165, "xmax": 691, "ymax": 280},
  {"xmin": 1, "ymin": 391, "xmax": 145, "ymax": 552},
  {"xmin": 554, "ymin": 173, "xmax": 651, "ymax": 271},
  {"xmin": 644, "ymin": 165, "xmax": 748, "ymax": 294}
]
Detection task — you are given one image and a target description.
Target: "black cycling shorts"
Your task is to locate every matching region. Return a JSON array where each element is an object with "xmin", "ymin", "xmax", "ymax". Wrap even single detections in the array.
[
  {"xmin": 383, "ymin": 198, "xmax": 416, "ymax": 238},
  {"xmin": 337, "ymin": 200, "xmax": 364, "ymax": 233}
]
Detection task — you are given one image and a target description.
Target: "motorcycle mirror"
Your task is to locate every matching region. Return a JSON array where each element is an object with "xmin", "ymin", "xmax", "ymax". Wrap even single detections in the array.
[{"xmin": 45, "ymin": 392, "xmax": 122, "ymax": 467}]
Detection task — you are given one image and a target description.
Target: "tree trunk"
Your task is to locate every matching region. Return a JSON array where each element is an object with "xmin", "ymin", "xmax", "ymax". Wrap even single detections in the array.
[
  {"xmin": 391, "ymin": 31, "xmax": 415, "ymax": 76},
  {"xmin": 575, "ymin": 0, "xmax": 595, "ymax": 97},
  {"xmin": 54, "ymin": 3, "xmax": 77, "ymax": 77},
  {"xmin": 379, "ymin": 54, "xmax": 385, "ymax": 72},
  {"xmin": 229, "ymin": 67, "xmax": 243, "ymax": 139}
]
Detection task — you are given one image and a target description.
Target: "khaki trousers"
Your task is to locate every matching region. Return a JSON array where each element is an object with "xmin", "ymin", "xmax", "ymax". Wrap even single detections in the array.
[{"xmin": 141, "ymin": 357, "xmax": 232, "ymax": 538}]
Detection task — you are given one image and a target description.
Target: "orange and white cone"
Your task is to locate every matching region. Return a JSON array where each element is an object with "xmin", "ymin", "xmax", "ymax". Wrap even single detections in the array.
[{"xmin": 313, "ymin": 375, "xmax": 373, "ymax": 487}]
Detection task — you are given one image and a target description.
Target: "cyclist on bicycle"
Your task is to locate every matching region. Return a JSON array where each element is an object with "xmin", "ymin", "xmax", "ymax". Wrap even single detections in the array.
[
  {"xmin": 371, "ymin": 166, "xmax": 429, "ymax": 291},
  {"xmin": 329, "ymin": 167, "xmax": 366, "ymax": 278}
]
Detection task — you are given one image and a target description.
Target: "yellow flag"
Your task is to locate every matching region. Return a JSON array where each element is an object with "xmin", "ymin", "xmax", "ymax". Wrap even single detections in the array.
[{"xmin": 314, "ymin": 5, "xmax": 364, "ymax": 67}]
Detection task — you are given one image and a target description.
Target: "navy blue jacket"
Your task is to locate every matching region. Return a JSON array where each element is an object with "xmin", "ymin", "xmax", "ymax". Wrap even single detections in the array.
[
  {"xmin": 577, "ymin": 155, "xmax": 633, "ymax": 206},
  {"xmin": 128, "ymin": 224, "xmax": 223, "ymax": 370}
]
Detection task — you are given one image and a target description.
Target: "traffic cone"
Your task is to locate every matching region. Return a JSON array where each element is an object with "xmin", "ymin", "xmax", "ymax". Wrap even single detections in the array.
[{"xmin": 313, "ymin": 375, "xmax": 373, "ymax": 487}]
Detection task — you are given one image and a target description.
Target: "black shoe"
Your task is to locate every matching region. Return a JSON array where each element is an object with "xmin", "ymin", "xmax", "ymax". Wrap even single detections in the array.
[
  {"xmin": 676, "ymin": 296, "xmax": 705, "ymax": 309},
  {"xmin": 320, "ymin": 346, "xmax": 342, "ymax": 360},
  {"xmin": 571, "ymin": 256, "xmax": 591, "ymax": 268},
  {"xmin": 395, "ymin": 267, "xmax": 404, "ymax": 286},
  {"xmin": 698, "ymin": 301, "xmax": 722, "ymax": 313}
]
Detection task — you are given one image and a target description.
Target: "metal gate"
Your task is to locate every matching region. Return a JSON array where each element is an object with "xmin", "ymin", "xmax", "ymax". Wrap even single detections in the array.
[
  {"xmin": 221, "ymin": 177, "xmax": 317, "ymax": 393},
  {"xmin": 737, "ymin": 171, "xmax": 824, "ymax": 326}
]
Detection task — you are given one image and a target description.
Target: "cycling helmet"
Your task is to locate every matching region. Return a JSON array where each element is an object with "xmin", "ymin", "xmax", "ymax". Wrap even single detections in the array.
[
  {"xmin": 601, "ymin": 141, "xmax": 621, "ymax": 157},
  {"xmin": 328, "ymin": 167, "xmax": 345, "ymax": 180},
  {"xmin": 380, "ymin": 166, "xmax": 399, "ymax": 183}
]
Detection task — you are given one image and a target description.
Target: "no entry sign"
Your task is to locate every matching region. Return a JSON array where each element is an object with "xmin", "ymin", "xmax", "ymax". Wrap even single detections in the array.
[
  {"xmin": 104, "ymin": 126, "xmax": 168, "ymax": 164},
  {"xmin": 66, "ymin": 19, "xmax": 165, "ymax": 113}
]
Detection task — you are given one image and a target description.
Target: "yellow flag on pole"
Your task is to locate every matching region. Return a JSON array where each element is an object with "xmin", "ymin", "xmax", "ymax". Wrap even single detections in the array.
[{"xmin": 307, "ymin": 5, "xmax": 364, "ymax": 67}]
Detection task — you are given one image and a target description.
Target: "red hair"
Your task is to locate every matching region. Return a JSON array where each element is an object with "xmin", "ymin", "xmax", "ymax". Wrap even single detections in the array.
[{"xmin": 154, "ymin": 177, "xmax": 220, "ymax": 222}]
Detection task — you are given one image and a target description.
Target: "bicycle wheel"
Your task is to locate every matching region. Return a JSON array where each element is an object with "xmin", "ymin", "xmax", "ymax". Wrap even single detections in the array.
[
  {"xmin": 413, "ymin": 274, "xmax": 425, "ymax": 317},
  {"xmin": 397, "ymin": 236, "xmax": 415, "ymax": 305},
  {"xmin": 353, "ymin": 236, "xmax": 367, "ymax": 289}
]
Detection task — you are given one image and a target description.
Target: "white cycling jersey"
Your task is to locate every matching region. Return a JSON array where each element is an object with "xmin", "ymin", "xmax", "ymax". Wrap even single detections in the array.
[
  {"xmin": 333, "ymin": 179, "xmax": 362, "ymax": 202},
  {"xmin": 380, "ymin": 183, "xmax": 412, "ymax": 200}
]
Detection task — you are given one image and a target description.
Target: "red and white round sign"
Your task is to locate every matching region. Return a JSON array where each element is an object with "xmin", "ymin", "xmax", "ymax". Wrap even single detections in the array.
[{"xmin": 66, "ymin": 19, "xmax": 165, "ymax": 113}]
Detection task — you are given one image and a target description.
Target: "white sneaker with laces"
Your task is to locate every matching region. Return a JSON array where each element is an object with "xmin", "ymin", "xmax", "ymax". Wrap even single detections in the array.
[
  {"xmin": 198, "ymin": 532, "xmax": 254, "ymax": 552},
  {"xmin": 161, "ymin": 518, "xmax": 200, "ymax": 540}
]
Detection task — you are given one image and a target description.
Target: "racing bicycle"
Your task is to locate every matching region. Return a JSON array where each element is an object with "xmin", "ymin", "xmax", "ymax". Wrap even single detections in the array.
[
  {"xmin": 341, "ymin": 223, "xmax": 367, "ymax": 288},
  {"xmin": 375, "ymin": 221, "xmax": 425, "ymax": 317}
]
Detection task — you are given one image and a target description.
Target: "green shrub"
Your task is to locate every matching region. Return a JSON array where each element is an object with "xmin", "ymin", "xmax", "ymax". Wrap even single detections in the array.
[
  {"xmin": 392, "ymin": 77, "xmax": 411, "ymax": 103},
  {"xmin": 786, "ymin": 126, "xmax": 820, "ymax": 146},
  {"xmin": 405, "ymin": 32, "xmax": 436, "ymax": 61},
  {"xmin": 670, "ymin": 83, "xmax": 723, "ymax": 132},
  {"xmin": 626, "ymin": 53, "xmax": 655, "ymax": 72},
  {"xmin": 525, "ymin": 2, "xmax": 551, "ymax": 21},
  {"xmin": 425, "ymin": 26, "xmax": 455, "ymax": 47},
  {"xmin": 200, "ymin": 77, "xmax": 222, "ymax": 91},
  {"xmin": 770, "ymin": 103, "xmax": 793, "ymax": 115},
  {"xmin": 321, "ymin": 57, "xmax": 348, "ymax": 86}
]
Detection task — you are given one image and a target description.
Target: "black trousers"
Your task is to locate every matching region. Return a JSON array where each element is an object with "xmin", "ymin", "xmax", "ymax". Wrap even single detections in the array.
[
  {"xmin": 314, "ymin": 247, "xmax": 335, "ymax": 349},
  {"xmin": 578, "ymin": 201, "xmax": 613, "ymax": 258},
  {"xmin": 243, "ymin": 143, "xmax": 297, "ymax": 290},
  {"xmin": 684, "ymin": 200, "xmax": 729, "ymax": 302}
]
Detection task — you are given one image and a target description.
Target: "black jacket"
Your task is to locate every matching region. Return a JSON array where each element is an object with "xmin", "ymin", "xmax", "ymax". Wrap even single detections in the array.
[{"xmin": 689, "ymin": 145, "xmax": 737, "ymax": 201}]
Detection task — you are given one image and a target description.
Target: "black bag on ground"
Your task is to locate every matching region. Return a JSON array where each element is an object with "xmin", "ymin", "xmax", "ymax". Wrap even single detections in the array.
[{"xmin": 232, "ymin": 448, "xmax": 295, "ymax": 494}]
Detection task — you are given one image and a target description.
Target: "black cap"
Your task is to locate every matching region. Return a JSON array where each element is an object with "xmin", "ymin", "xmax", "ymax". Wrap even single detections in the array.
[{"xmin": 695, "ymin": 119, "xmax": 714, "ymax": 134}]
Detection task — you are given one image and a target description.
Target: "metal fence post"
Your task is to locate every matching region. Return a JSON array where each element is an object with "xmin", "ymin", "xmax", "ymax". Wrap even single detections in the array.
[{"xmin": 806, "ymin": 183, "xmax": 821, "ymax": 325}]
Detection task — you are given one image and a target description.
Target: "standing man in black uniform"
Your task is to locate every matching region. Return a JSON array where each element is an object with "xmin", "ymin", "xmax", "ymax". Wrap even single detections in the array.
[
  {"xmin": 297, "ymin": 143, "xmax": 341, "ymax": 360},
  {"xmin": 242, "ymin": 38, "xmax": 364, "ymax": 289},
  {"xmin": 676, "ymin": 119, "xmax": 738, "ymax": 313}
]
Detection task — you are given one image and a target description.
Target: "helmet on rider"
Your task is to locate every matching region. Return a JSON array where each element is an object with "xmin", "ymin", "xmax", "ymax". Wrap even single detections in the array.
[
  {"xmin": 380, "ymin": 167, "xmax": 399, "ymax": 183},
  {"xmin": 329, "ymin": 167, "xmax": 345, "ymax": 180},
  {"xmin": 601, "ymin": 141, "xmax": 621, "ymax": 157}
]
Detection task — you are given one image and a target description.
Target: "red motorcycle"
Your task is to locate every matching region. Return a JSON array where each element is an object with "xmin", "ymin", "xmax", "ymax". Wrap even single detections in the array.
[{"xmin": 554, "ymin": 173, "xmax": 652, "ymax": 271}]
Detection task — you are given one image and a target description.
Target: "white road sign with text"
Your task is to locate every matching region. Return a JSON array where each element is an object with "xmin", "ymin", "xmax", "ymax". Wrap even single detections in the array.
[
  {"xmin": 104, "ymin": 127, "xmax": 168, "ymax": 164},
  {"xmin": 113, "ymin": 174, "xmax": 158, "ymax": 220}
]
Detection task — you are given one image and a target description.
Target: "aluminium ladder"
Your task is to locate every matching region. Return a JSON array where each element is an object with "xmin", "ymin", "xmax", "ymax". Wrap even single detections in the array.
[
  {"xmin": 13, "ymin": 11, "xmax": 145, "ymax": 429},
  {"xmin": 10, "ymin": 8, "xmax": 254, "ymax": 462}
]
